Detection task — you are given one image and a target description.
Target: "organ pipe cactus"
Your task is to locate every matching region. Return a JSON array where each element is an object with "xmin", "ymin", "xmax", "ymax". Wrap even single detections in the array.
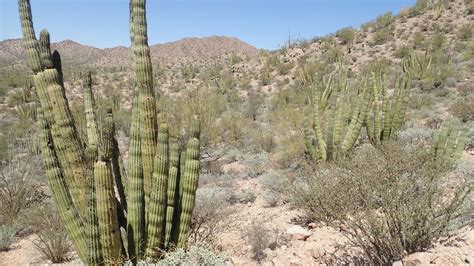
[
  {"xmin": 366, "ymin": 71, "xmax": 412, "ymax": 145},
  {"xmin": 402, "ymin": 52, "xmax": 432, "ymax": 80},
  {"xmin": 431, "ymin": 117, "xmax": 468, "ymax": 167},
  {"xmin": 302, "ymin": 66, "xmax": 372, "ymax": 161},
  {"xmin": 18, "ymin": 0, "xmax": 201, "ymax": 263}
]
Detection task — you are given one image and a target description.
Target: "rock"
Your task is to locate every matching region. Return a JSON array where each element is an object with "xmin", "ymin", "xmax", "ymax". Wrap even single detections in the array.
[
  {"xmin": 403, "ymin": 252, "xmax": 434, "ymax": 266},
  {"xmin": 287, "ymin": 225, "xmax": 312, "ymax": 241},
  {"xmin": 303, "ymin": 245, "xmax": 325, "ymax": 259},
  {"xmin": 392, "ymin": 261, "xmax": 403, "ymax": 266},
  {"xmin": 308, "ymin": 222, "xmax": 317, "ymax": 229},
  {"xmin": 221, "ymin": 161, "xmax": 245, "ymax": 175}
]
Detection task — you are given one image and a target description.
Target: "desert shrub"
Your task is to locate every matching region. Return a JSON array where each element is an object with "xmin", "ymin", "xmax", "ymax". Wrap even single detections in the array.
[
  {"xmin": 198, "ymin": 173, "xmax": 234, "ymax": 187},
  {"xmin": 393, "ymin": 45, "xmax": 412, "ymax": 59},
  {"xmin": 228, "ymin": 53, "xmax": 242, "ymax": 66},
  {"xmin": 325, "ymin": 46, "xmax": 344, "ymax": 63},
  {"xmin": 159, "ymin": 244, "xmax": 228, "ymax": 265},
  {"xmin": 428, "ymin": 33, "xmax": 445, "ymax": 51},
  {"xmin": 463, "ymin": 42, "xmax": 474, "ymax": 60},
  {"xmin": 189, "ymin": 187, "xmax": 231, "ymax": 246},
  {"xmin": 276, "ymin": 61, "xmax": 294, "ymax": 75},
  {"xmin": 259, "ymin": 171, "xmax": 288, "ymax": 207},
  {"xmin": 291, "ymin": 143, "xmax": 472, "ymax": 264},
  {"xmin": 409, "ymin": 0, "xmax": 429, "ymax": 17},
  {"xmin": 159, "ymin": 87, "xmax": 227, "ymax": 146},
  {"xmin": 218, "ymin": 111, "xmax": 252, "ymax": 144},
  {"xmin": 251, "ymin": 129, "xmax": 276, "ymax": 153},
  {"xmin": 169, "ymin": 81, "xmax": 186, "ymax": 93},
  {"xmin": 180, "ymin": 64, "xmax": 199, "ymax": 80},
  {"xmin": 228, "ymin": 189, "xmax": 256, "ymax": 204},
  {"xmin": 413, "ymin": 33, "xmax": 426, "ymax": 49},
  {"xmin": 259, "ymin": 67, "xmax": 272, "ymax": 86},
  {"xmin": 409, "ymin": 93, "xmax": 434, "ymax": 110},
  {"xmin": 243, "ymin": 152, "xmax": 267, "ymax": 178},
  {"xmin": 457, "ymin": 23, "xmax": 473, "ymax": 41},
  {"xmin": 456, "ymin": 83, "xmax": 473, "ymax": 97},
  {"xmin": 336, "ymin": 27, "xmax": 356, "ymax": 46},
  {"xmin": 0, "ymin": 155, "xmax": 44, "ymax": 223},
  {"xmin": 372, "ymin": 26, "xmax": 394, "ymax": 45},
  {"xmin": 362, "ymin": 58, "xmax": 392, "ymax": 75},
  {"xmin": 0, "ymin": 224, "xmax": 17, "ymax": 251},
  {"xmin": 396, "ymin": 127, "xmax": 434, "ymax": 145},
  {"xmin": 242, "ymin": 90, "xmax": 264, "ymax": 121},
  {"xmin": 33, "ymin": 206, "xmax": 73, "ymax": 263},
  {"xmin": 467, "ymin": 0, "xmax": 474, "ymax": 15},
  {"xmin": 449, "ymin": 99, "xmax": 474, "ymax": 122},
  {"xmin": 245, "ymin": 223, "xmax": 271, "ymax": 262},
  {"xmin": 374, "ymin": 12, "xmax": 395, "ymax": 30}
]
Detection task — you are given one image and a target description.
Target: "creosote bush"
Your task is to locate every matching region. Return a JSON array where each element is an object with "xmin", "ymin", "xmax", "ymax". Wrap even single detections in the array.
[{"xmin": 291, "ymin": 142, "xmax": 472, "ymax": 264}]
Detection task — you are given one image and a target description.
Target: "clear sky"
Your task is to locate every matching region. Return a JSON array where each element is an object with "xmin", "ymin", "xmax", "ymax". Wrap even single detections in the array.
[{"xmin": 1, "ymin": 0, "xmax": 415, "ymax": 50}]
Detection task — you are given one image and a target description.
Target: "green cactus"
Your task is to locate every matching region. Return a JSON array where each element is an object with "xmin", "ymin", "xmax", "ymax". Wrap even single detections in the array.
[
  {"xmin": 432, "ymin": 117, "xmax": 469, "ymax": 167},
  {"xmin": 19, "ymin": 0, "xmax": 201, "ymax": 264},
  {"xmin": 302, "ymin": 66, "xmax": 372, "ymax": 161},
  {"xmin": 130, "ymin": 0, "xmax": 157, "ymax": 209},
  {"xmin": 402, "ymin": 52, "xmax": 432, "ymax": 80},
  {"xmin": 127, "ymin": 93, "xmax": 146, "ymax": 261},
  {"xmin": 83, "ymin": 71, "xmax": 99, "ymax": 148},
  {"xmin": 84, "ymin": 146, "xmax": 103, "ymax": 265},
  {"xmin": 52, "ymin": 50, "xmax": 63, "ymax": 86},
  {"xmin": 164, "ymin": 143, "xmax": 180, "ymax": 248},
  {"xmin": 177, "ymin": 137, "xmax": 201, "ymax": 248},
  {"xmin": 37, "ymin": 107, "xmax": 87, "ymax": 260},
  {"xmin": 146, "ymin": 123, "xmax": 169, "ymax": 257},
  {"xmin": 366, "ymin": 71, "xmax": 412, "ymax": 145}
]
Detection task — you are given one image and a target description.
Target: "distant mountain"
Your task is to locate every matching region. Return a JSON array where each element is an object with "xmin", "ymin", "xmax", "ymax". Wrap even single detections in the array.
[{"xmin": 0, "ymin": 36, "xmax": 259, "ymax": 70}]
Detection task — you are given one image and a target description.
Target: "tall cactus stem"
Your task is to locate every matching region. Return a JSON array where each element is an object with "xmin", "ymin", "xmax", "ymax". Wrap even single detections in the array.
[
  {"xmin": 83, "ymin": 71, "xmax": 99, "ymax": 147},
  {"xmin": 131, "ymin": 0, "xmax": 157, "ymax": 209},
  {"xmin": 146, "ymin": 123, "xmax": 170, "ymax": 256}
]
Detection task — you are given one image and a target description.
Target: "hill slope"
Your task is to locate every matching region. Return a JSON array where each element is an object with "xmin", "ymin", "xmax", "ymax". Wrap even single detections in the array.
[{"xmin": 0, "ymin": 35, "xmax": 258, "ymax": 70}]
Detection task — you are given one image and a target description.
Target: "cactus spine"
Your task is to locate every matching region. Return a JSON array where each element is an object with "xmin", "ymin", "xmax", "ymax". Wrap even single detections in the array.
[{"xmin": 19, "ymin": 0, "xmax": 201, "ymax": 263}]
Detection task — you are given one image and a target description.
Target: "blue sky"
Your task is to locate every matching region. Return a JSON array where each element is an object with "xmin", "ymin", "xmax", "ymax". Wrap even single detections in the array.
[{"xmin": 1, "ymin": 0, "xmax": 415, "ymax": 50}]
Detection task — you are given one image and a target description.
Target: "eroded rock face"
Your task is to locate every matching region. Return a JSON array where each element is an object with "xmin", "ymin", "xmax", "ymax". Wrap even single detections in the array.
[{"xmin": 287, "ymin": 225, "xmax": 312, "ymax": 241}]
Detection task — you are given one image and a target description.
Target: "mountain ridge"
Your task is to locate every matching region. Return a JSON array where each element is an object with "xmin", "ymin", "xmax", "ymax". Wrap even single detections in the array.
[{"xmin": 0, "ymin": 35, "xmax": 259, "ymax": 69}]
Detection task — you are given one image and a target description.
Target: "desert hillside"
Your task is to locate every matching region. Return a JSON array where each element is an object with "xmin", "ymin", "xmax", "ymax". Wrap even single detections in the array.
[{"xmin": 0, "ymin": 0, "xmax": 473, "ymax": 265}]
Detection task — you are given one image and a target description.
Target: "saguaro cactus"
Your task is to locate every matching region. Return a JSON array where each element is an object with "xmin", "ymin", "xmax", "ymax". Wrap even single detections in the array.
[{"xmin": 18, "ymin": 0, "xmax": 201, "ymax": 263}]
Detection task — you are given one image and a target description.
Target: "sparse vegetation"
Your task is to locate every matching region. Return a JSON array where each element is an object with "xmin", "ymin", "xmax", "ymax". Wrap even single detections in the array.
[
  {"xmin": 0, "ymin": 224, "xmax": 17, "ymax": 251},
  {"xmin": 1, "ymin": 0, "xmax": 473, "ymax": 264},
  {"xmin": 33, "ymin": 207, "xmax": 73, "ymax": 263},
  {"xmin": 245, "ymin": 223, "xmax": 271, "ymax": 262},
  {"xmin": 292, "ymin": 143, "xmax": 471, "ymax": 264}
]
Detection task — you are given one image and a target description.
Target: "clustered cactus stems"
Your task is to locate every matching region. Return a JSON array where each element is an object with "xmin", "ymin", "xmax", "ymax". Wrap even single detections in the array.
[
  {"xmin": 18, "ymin": 0, "xmax": 201, "ymax": 264},
  {"xmin": 431, "ymin": 117, "xmax": 469, "ymax": 167},
  {"xmin": 402, "ymin": 52, "xmax": 432, "ymax": 80},
  {"xmin": 302, "ymin": 66, "xmax": 372, "ymax": 161},
  {"xmin": 366, "ymin": 71, "xmax": 411, "ymax": 145}
]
